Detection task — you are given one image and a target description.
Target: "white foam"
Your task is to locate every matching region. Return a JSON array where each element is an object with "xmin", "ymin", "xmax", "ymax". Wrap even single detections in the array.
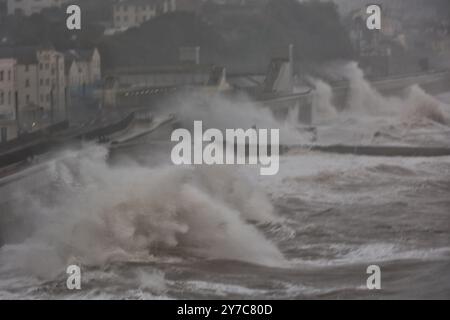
[{"xmin": 0, "ymin": 145, "xmax": 287, "ymax": 282}]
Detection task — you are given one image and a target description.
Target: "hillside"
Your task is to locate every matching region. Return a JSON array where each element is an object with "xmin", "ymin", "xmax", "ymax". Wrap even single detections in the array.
[
  {"xmin": 100, "ymin": 0, "xmax": 353, "ymax": 72},
  {"xmin": 0, "ymin": 0, "xmax": 353, "ymax": 73}
]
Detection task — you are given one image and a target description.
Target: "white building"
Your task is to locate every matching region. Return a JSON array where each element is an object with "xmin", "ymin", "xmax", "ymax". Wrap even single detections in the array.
[
  {"xmin": 0, "ymin": 57, "xmax": 17, "ymax": 142},
  {"xmin": 0, "ymin": 46, "xmax": 67, "ymax": 135},
  {"xmin": 35, "ymin": 48, "xmax": 66, "ymax": 122},
  {"xmin": 0, "ymin": 58, "xmax": 16, "ymax": 118},
  {"xmin": 14, "ymin": 49, "xmax": 39, "ymax": 125},
  {"xmin": 65, "ymin": 48, "xmax": 102, "ymax": 96},
  {"xmin": 113, "ymin": 0, "xmax": 176, "ymax": 30}
]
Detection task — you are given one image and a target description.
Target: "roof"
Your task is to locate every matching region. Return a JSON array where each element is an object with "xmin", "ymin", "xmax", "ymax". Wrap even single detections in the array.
[
  {"xmin": 65, "ymin": 48, "xmax": 96, "ymax": 62},
  {"xmin": 110, "ymin": 63, "xmax": 215, "ymax": 76},
  {"xmin": 263, "ymin": 58, "xmax": 289, "ymax": 92},
  {"xmin": 64, "ymin": 48, "xmax": 97, "ymax": 70}
]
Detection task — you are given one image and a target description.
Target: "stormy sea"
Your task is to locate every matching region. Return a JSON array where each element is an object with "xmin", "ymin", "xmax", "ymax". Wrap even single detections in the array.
[{"xmin": 0, "ymin": 66, "xmax": 449, "ymax": 300}]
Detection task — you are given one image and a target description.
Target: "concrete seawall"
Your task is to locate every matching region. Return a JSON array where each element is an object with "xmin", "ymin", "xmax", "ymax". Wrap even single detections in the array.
[{"xmin": 281, "ymin": 144, "xmax": 450, "ymax": 157}]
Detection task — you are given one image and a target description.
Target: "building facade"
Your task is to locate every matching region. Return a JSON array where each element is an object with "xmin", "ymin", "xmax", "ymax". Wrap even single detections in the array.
[
  {"xmin": 35, "ymin": 48, "xmax": 66, "ymax": 122},
  {"xmin": 112, "ymin": 0, "xmax": 176, "ymax": 30},
  {"xmin": 0, "ymin": 46, "xmax": 67, "ymax": 137},
  {"xmin": 7, "ymin": 0, "xmax": 70, "ymax": 16},
  {"xmin": 0, "ymin": 58, "xmax": 16, "ymax": 119},
  {"xmin": 14, "ymin": 50, "xmax": 39, "ymax": 127},
  {"xmin": 104, "ymin": 63, "xmax": 228, "ymax": 108},
  {"xmin": 0, "ymin": 58, "xmax": 17, "ymax": 142},
  {"xmin": 65, "ymin": 48, "xmax": 102, "ymax": 97}
]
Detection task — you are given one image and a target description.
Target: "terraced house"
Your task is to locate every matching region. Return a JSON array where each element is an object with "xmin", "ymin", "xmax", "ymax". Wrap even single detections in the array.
[
  {"xmin": 0, "ymin": 57, "xmax": 16, "ymax": 142},
  {"xmin": 112, "ymin": 0, "xmax": 177, "ymax": 30},
  {"xmin": 0, "ymin": 46, "xmax": 67, "ymax": 137},
  {"xmin": 65, "ymin": 48, "xmax": 102, "ymax": 97}
]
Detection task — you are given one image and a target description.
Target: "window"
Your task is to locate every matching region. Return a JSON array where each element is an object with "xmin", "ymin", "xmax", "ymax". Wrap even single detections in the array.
[
  {"xmin": 46, "ymin": 79, "xmax": 50, "ymax": 86},
  {"xmin": 0, "ymin": 91, "xmax": 4, "ymax": 104},
  {"xmin": 0, "ymin": 71, "xmax": 3, "ymax": 81},
  {"xmin": 26, "ymin": 95, "xmax": 30, "ymax": 104},
  {"xmin": 8, "ymin": 92, "xmax": 11, "ymax": 105},
  {"xmin": 8, "ymin": 70, "xmax": 11, "ymax": 81},
  {"xmin": 25, "ymin": 79, "xmax": 30, "ymax": 88}
]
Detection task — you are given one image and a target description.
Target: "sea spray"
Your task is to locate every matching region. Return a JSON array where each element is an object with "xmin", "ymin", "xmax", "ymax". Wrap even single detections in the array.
[
  {"xmin": 298, "ymin": 62, "xmax": 450, "ymax": 145},
  {"xmin": 0, "ymin": 145, "xmax": 286, "ymax": 280},
  {"xmin": 311, "ymin": 79, "xmax": 338, "ymax": 122},
  {"xmin": 336, "ymin": 61, "xmax": 388, "ymax": 114},
  {"xmin": 337, "ymin": 62, "xmax": 448, "ymax": 124},
  {"xmin": 165, "ymin": 91, "xmax": 306, "ymax": 145},
  {"xmin": 401, "ymin": 85, "xmax": 448, "ymax": 125}
]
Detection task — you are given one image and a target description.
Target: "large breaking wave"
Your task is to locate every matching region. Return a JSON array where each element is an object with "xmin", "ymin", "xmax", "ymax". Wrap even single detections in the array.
[{"xmin": 0, "ymin": 145, "xmax": 286, "ymax": 280}]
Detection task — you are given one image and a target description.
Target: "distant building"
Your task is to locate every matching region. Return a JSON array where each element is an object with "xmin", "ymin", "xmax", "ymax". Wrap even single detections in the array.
[
  {"xmin": 109, "ymin": 46, "xmax": 221, "ymax": 89},
  {"xmin": 104, "ymin": 63, "xmax": 228, "ymax": 108},
  {"xmin": 0, "ymin": 58, "xmax": 16, "ymax": 118},
  {"xmin": 35, "ymin": 48, "xmax": 66, "ymax": 123},
  {"xmin": 112, "ymin": 0, "xmax": 176, "ymax": 30},
  {"xmin": 110, "ymin": 63, "xmax": 227, "ymax": 88},
  {"xmin": 0, "ymin": 57, "xmax": 16, "ymax": 142},
  {"xmin": 228, "ymin": 45, "xmax": 295, "ymax": 97},
  {"xmin": 65, "ymin": 48, "xmax": 102, "ymax": 97},
  {"xmin": 0, "ymin": 46, "xmax": 67, "ymax": 134},
  {"xmin": 7, "ymin": 0, "xmax": 70, "ymax": 16}
]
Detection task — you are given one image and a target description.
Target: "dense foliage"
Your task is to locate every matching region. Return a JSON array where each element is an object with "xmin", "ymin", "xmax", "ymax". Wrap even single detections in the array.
[{"xmin": 0, "ymin": 0, "xmax": 353, "ymax": 72}]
